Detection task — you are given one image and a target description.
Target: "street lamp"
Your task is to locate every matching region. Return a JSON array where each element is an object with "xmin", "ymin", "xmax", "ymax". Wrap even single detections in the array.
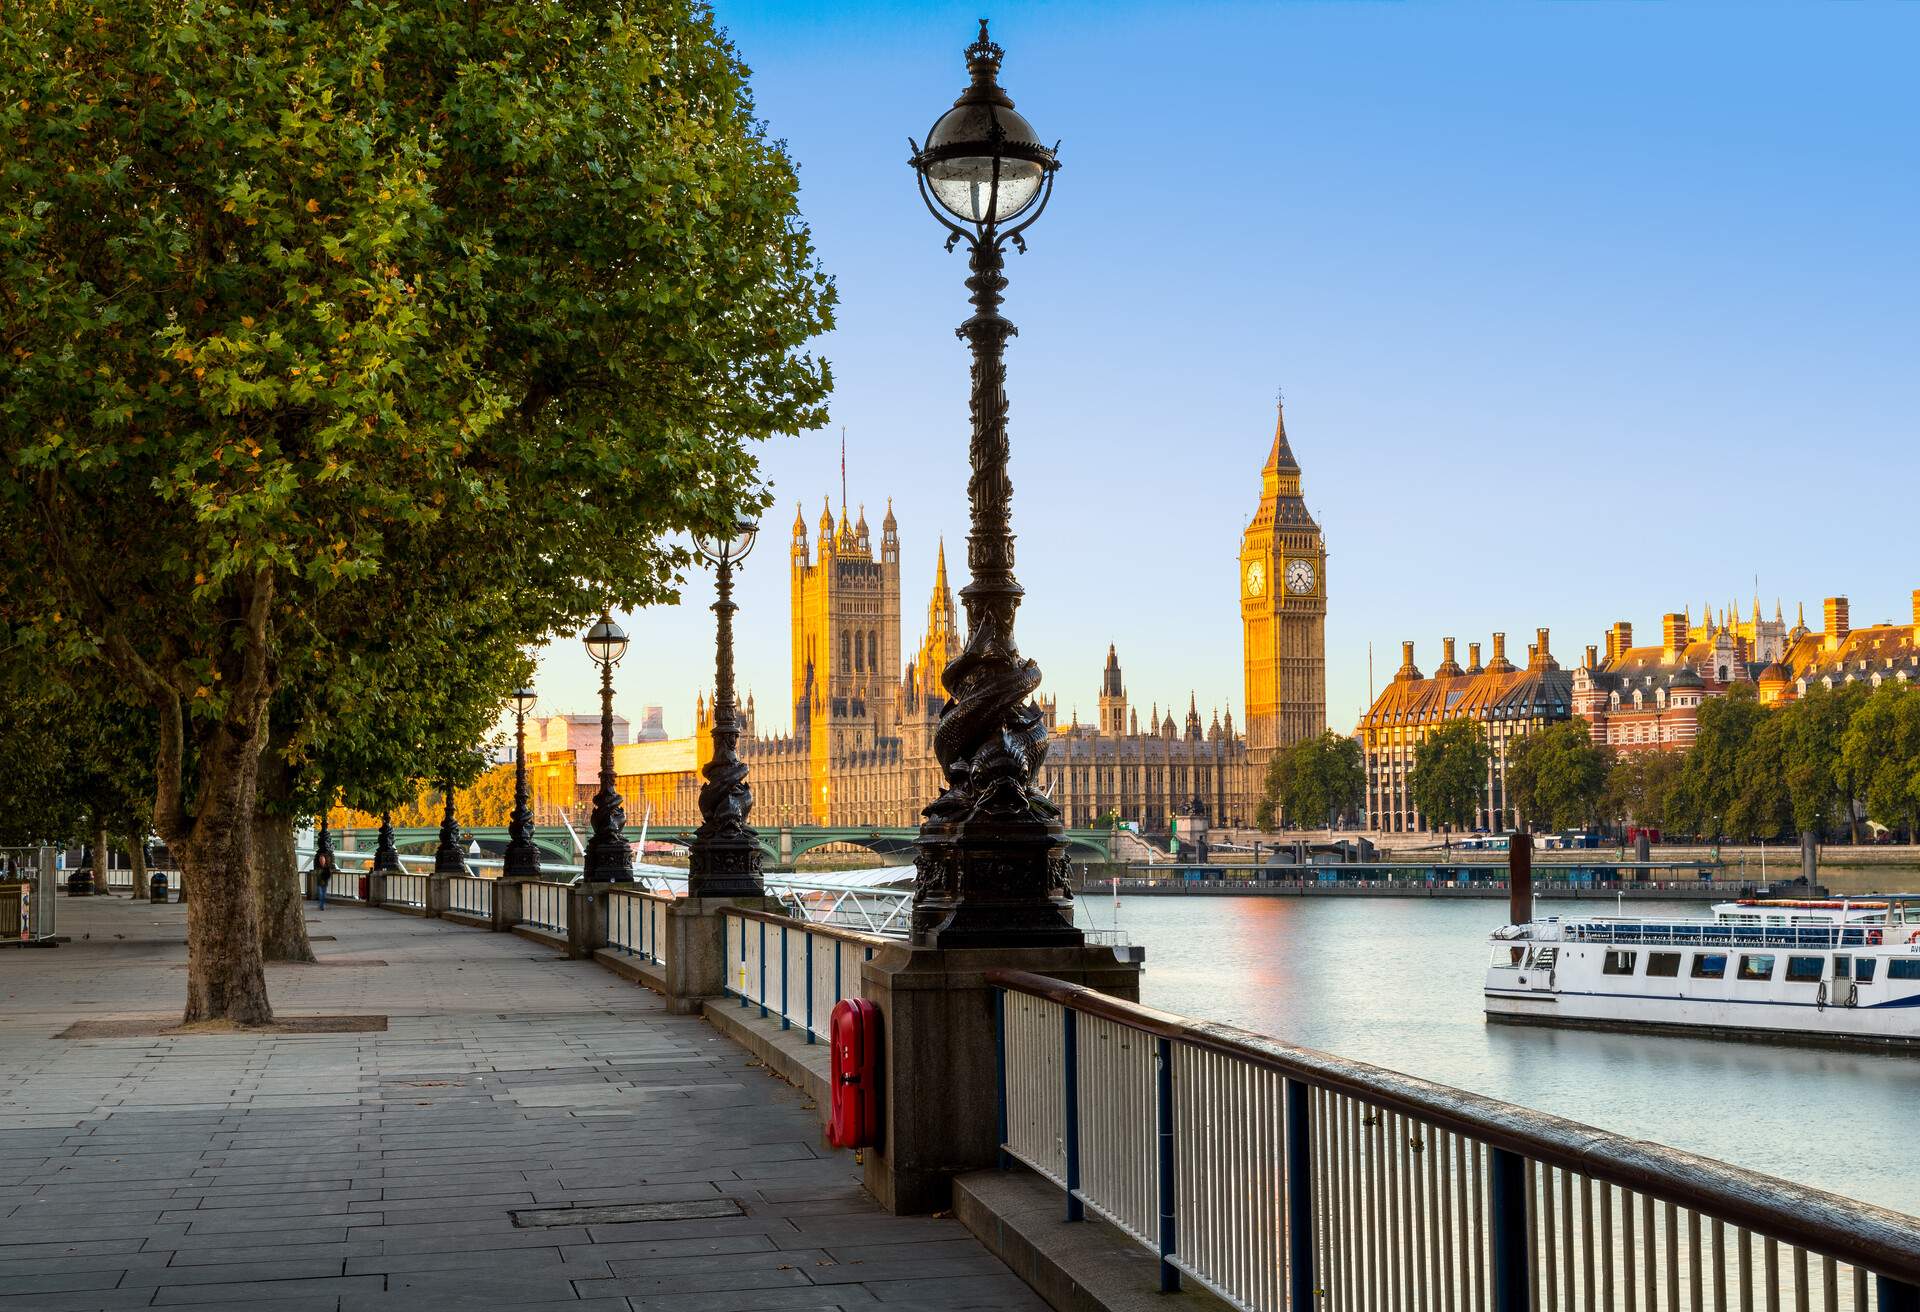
[
  {"xmin": 906, "ymin": 21, "xmax": 1079, "ymax": 948},
  {"xmin": 689, "ymin": 517, "xmax": 763, "ymax": 897},
  {"xmin": 583, "ymin": 611, "xmax": 634, "ymax": 882},
  {"xmin": 503, "ymin": 687, "xmax": 542, "ymax": 879},
  {"xmin": 434, "ymin": 776, "xmax": 467, "ymax": 876}
]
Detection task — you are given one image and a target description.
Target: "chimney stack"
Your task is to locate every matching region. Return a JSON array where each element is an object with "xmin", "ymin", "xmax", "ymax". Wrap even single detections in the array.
[
  {"xmin": 1443, "ymin": 637, "xmax": 1457, "ymax": 666},
  {"xmin": 1467, "ymin": 642, "xmax": 1483, "ymax": 673},
  {"xmin": 1609, "ymin": 621, "xmax": 1633, "ymax": 665},
  {"xmin": 1824, "ymin": 597, "xmax": 1850, "ymax": 651},
  {"xmin": 1911, "ymin": 588, "xmax": 1920, "ymax": 641},
  {"xmin": 1662, "ymin": 612, "xmax": 1687, "ymax": 659},
  {"xmin": 1585, "ymin": 644, "xmax": 1599, "ymax": 670},
  {"xmin": 1487, "ymin": 632, "xmax": 1514, "ymax": 672},
  {"xmin": 1395, "ymin": 641, "xmax": 1423, "ymax": 681}
]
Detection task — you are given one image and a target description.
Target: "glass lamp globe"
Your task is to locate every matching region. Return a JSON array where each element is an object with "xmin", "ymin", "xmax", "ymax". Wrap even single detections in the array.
[
  {"xmin": 696, "ymin": 517, "xmax": 760, "ymax": 566},
  {"xmin": 512, "ymin": 687, "xmax": 538, "ymax": 717},
  {"xmin": 915, "ymin": 21, "xmax": 1056, "ymax": 227},
  {"xmin": 583, "ymin": 613, "xmax": 629, "ymax": 666}
]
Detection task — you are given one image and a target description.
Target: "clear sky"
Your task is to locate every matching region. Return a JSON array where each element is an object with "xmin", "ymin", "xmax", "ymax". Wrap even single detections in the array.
[{"xmin": 528, "ymin": 1, "xmax": 1918, "ymax": 744}]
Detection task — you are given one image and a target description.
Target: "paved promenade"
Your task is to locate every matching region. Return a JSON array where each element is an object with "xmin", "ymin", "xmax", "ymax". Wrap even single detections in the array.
[{"xmin": 0, "ymin": 896, "xmax": 1044, "ymax": 1311}]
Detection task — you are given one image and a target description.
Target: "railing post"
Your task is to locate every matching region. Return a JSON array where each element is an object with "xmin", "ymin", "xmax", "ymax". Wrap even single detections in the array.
[
  {"xmin": 758, "ymin": 919, "xmax": 767, "ymax": 1018},
  {"xmin": 1490, "ymin": 1146, "xmax": 1531, "ymax": 1312},
  {"xmin": 1155, "ymin": 1036, "xmax": 1180, "ymax": 1293},
  {"xmin": 1063, "ymin": 1007, "xmax": 1082, "ymax": 1222},
  {"xmin": 1879, "ymin": 1277, "xmax": 1920, "ymax": 1312},
  {"xmin": 994, "ymin": 988, "xmax": 1010, "ymax": 1170},
  {"xmin": 779, "ymin": 923, "xmax": 790, "ymax": 1030},
  {"xmin": 804, "ymin": 931, "xmax": 815, "ymax": 1044},
  {"xmin": 1285, "ymin": 1078, "xmax": 1314, "ymax": 1312}
]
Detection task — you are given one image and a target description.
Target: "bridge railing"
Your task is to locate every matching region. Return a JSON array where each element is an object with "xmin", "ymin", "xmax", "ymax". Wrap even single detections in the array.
[
  {"xmin": 605, "ymin": 887, "xmax": 673, "ymax": 966},
  {"xmin": 723, "ymin": 908, "xmax": 887, "ymax": 1044},
  {"xmin": 991, "ymin": 968, "xmax": 1920, "ymax": 1312},
  {"xmin": 447, "ymin": 876, "xmax": 493, "ymax": 920},
  {"xmin": 518, "ymin": 881, "xmax": 572, "ymax": 935}
]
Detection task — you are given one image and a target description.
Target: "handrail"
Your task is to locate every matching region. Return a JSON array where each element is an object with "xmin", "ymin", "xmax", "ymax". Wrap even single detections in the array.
[
  {"xmin": 726, "ymin": 902, "xmax": 891, "ymax": 948},
  {"xmin": 989, "ymin": 967, "xmax": 1920, "ymax": 1285}
]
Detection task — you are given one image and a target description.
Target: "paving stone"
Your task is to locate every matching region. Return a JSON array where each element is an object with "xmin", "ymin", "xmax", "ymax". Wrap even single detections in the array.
[{"xmin": 0, "ymin": 900, "xmax": 1038, "ymax": 1312}]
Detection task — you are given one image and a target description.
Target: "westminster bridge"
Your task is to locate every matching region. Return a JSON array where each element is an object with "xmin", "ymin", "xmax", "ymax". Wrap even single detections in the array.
[{"xmin": 333, "ymin": 822, "xmax": 1125, "ymax": 869}]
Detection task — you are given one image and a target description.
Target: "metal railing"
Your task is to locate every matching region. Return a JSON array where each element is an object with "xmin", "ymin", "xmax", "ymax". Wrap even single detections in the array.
[
  {"xmin": 991, "ymin": 969, "xmax": 1920, "ymax": 1312},
  {"xmin": 447, "ymin": 876, "xmax": 493, "ymax": 919},
  {"xmin": 518, "ymin": 880, "xmax": 571, "ymax": 934},
  {"xmin": 723, "ymin": 908, "xmax": 886, "ymax": 1044},
  {"xmin": 605, "ymin": 888, "xmax": 672, "ymax": 965},
  {"xmin": 1562, "ymin": 919, "xmax": 1899, "ymax": 949},
  {"xmin": 383, "ymin": 872, "xmax": 429, "ymax": 909}
]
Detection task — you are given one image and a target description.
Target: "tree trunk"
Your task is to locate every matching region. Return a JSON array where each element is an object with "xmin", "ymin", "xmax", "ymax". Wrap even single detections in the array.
[
  {"xmin": 91, "ymin": 814, "xmax": 110, "ymax": 895},
  {"xmin": 252, "ymin": 751, "xmax": 315, "ymax": 963},
  {"xmin": 125, "ymin": 834, "xmax": 148, "ymax": 899},
  {"xmin": 178, "ymin": 721, "xmax": 275, "ymax": 1026}
]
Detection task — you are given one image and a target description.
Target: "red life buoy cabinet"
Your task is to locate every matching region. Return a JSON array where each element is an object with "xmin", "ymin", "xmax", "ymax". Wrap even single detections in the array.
[{"xmin": 828, "ymin": 998, "xmax": 881, "ymax": 1149}]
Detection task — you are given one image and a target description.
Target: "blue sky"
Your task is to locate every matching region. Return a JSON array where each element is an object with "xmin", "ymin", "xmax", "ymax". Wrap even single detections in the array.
[{"xmin": 530, "ymin": 1, "xmax": 1918, "ymax": 743}]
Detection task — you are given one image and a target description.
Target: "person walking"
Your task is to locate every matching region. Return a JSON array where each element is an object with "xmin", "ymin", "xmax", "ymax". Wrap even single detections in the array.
[{"xmin": 313, "ymin": 848, "xmax": 333, "ymax": 911}]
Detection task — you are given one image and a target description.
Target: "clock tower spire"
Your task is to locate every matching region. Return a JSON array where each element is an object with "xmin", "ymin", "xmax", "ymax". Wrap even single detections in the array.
[{"xmin": 1240, "ymin": 396, "xmax": 1327, "ymax": 780}]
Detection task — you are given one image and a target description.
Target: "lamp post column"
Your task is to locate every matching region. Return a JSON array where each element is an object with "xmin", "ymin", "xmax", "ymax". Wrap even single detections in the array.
[
  {"xmin": 503, "ymin": 696, "xmax": 542, "ymax": 880},
  {"xmin": 372, "ymin": 811, "xmax": 401, "ymax": 874},
  {"xmin": 689, "ymin": 551, "xmax": 763, "ymax": 897},
  {"xmin": 584, "ymin": 657, "xmax": 633, "ymax": 882},
  {"xmin": 434, "ymin": 778, "xmax": 467, "ymax": 876}
]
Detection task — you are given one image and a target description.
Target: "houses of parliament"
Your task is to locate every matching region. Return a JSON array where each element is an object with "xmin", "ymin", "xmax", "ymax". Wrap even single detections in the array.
[{"xmin": 602, "ymin": 406, "xmax": 1328, "ymax": 833}]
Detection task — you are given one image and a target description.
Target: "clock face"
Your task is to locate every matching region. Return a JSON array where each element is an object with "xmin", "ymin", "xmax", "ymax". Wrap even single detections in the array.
[
  {"xmin": 1286, "ymin": 559, "xmax": 1316, "ymax": 595},
  {"xmin": 1244, "ymin": 560, "xmax": 1265, "ymax": 597}
]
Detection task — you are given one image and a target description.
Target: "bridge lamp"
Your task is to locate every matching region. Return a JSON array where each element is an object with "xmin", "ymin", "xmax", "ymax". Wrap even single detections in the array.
[
  {"xmin": 503, "ymin": 686, "xmax": 543, "ymax": 880},
  {"xmin": 582, "ymin": 611, "xmax": 634, "ymax": 882},
  {"xmin": 904, "ymin": 21, "xmax": 1080, "ymax": 948},
  {"xmin": 688, "ymin": 517, "xmax": 765, "ymax": 899}
]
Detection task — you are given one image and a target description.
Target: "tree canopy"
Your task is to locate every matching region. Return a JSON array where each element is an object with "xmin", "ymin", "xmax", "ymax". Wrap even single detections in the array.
[
  {"xmin": 0, "ymin": 1, "xmax": 833, "ymax": 1021},
  {"xmin": 1505, "ymin": 719, "xmax": 1610, "ymax": 832}
]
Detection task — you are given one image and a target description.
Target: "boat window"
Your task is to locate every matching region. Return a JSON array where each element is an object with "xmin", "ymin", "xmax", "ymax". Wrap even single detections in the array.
[
  {"xmin": 1890, "ymin": 960, "xmax": 1920, "ymax": 981},
  {"xmin": 1645, "ymin": 952, "xmax": 1681, "ymax": 978},
  {"xmin": 1691, "ymin": 953, "xmax": 1727, "ymax": 979},
  {"xmin": 1738, "ymin": 954, "xmax": 1776, "ymax": 981},
  {"xmin": 1602, "ymin": 950, "xmax": 1637, "ymax": 976},
  {"xmin": 1490, "ymin": 945, "xmax": 1527, "ymax": 969},
  {"xmin": 1784, "ymin": 956, "xmax": 1824, "ymax": 983},
  {"xmin": 1833, "ymin": 956, "xmax": 1851, "ymax": 980},
  {"xmin": 1857, "ymin": 959, "xmax": 1877, "ymax": 984}
]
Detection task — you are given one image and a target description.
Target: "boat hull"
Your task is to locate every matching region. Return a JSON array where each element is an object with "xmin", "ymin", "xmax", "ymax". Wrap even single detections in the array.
[{"xmin": 1485, "ymin": 987, "xmax": 1920, "ymax": 1053}]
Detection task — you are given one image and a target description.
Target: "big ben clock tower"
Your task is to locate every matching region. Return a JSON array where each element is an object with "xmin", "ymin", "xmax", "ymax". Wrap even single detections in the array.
[{"xmin": 1240, "ymin": 399, "xmax": 1326, "ymax": 776}]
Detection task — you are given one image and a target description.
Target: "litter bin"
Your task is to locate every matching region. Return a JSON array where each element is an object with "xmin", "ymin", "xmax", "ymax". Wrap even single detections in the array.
[
  {"xmin": 358, "ymin": 874, "xmax": 370, "ymax": 901},
  {"xmin": 149, "ymin": 872, "xmax": 168, "ymax": 904},
  {"xmin": 67, "ymin": 867, "xmax": 94, "ymax": 897}
]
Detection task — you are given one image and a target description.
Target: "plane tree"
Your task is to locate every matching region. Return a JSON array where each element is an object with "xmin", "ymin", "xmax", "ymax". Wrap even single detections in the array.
[{"xmin": 0, "ymin": 1, "xmax": 831, "ymax": 1022}]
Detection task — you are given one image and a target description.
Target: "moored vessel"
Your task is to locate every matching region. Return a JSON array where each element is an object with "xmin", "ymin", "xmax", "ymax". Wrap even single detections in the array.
[{"xmin": 1485, "ymin": 894, "xmax": 1920, "ymax": 1049}]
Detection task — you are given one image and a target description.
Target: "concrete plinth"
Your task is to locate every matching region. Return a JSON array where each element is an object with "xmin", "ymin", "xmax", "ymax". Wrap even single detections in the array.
[
  {"xmin": 860, "ymin": 944, "xmax": 1144, "ymax": 1216},
  {"xmin": 661, "ymin": 896, "xmax": 771, "ymax": 1014},
  {"xmin": 491, "ymin": 878, "xmax": 524, "ymax": 933}
]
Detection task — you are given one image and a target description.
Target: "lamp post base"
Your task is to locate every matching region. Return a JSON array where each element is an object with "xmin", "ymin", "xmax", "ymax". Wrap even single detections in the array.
[
  {"xmin": 912, "ymin": 825, "xmax": 1082, "ymax": 949},
  {"xmin": 687, "ymin": 838, "xmax": 764, "ymax": 899}
]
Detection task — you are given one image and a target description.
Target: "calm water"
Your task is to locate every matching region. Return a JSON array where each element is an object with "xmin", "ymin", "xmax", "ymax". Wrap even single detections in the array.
[{"xmin": 1083, "ymin": 892, "xmax": 1920, "ymax": 1217}]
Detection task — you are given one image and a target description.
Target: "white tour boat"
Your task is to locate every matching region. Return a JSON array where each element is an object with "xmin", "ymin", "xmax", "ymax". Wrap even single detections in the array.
[{"xmin": 1485, "ymin": 895, "xmax": 1920, "ymax": 1048}]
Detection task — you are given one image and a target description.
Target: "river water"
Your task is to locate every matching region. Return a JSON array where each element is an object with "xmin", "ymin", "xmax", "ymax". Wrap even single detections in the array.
[{"xmin": 1083, "ymin": 891, "xmax": 1920, "ymax": 1217}]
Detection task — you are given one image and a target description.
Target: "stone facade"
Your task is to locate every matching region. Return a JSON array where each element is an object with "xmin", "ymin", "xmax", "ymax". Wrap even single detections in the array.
[{"xmin": 1358, "ymin": 630, "xmax": 1573, "ymax": 833}]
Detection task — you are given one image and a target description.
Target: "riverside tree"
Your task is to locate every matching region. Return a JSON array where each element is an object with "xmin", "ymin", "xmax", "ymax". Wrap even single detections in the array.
[
  {"xmin": 1407, "ymin": 720, "xmax": 1491, "ymax": 834},
  {"xmin": 1505, "ymin": 719, "xmax": 1610, "ymax": 832},
  {"xmin": 1, "ymin": 2, "xmax": 832, "ymax": 1022},
  {"xmin": 1258, "ymin": 731, "xmax": 1364, "ymax": 830}
]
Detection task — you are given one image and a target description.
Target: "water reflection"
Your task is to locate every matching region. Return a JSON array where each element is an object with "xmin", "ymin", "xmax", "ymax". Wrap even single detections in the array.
[{"xmin": 1109, "ymin": 893, "xmax": 1919, "ymax": 1216}]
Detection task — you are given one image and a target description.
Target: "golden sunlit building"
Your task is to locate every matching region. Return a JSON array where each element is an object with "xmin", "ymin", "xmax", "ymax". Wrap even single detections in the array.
[{"xmin": 1239, "ymin": 400, "xmax": 1327, "ymax": 778}]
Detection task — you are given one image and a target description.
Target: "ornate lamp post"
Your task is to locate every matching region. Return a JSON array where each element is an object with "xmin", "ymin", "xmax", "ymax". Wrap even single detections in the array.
[
  {"xmin": 907, "ymin": 21, "xmax": 1079, "ymax": 948},
  {"xmin": 316, "ymin": 799, "xmax": 336, "ymax": 870},
  {"xmin": 503, "ymin": 687, "xmax": 543, "ymax": 879},
  {"xmin": 583, "ymin": 612, "xmax": 634, "ymax": 882},
  {"xmin": 689, "ymin": 517, "xmax": 763, "ymax": 897},
  {"xmin": 372, "ymin": 810, "xmax": 402, "ymax": 874},
  {"xmin": 433, "ymin": 776, "xmax": 467, "ymax": 876}
]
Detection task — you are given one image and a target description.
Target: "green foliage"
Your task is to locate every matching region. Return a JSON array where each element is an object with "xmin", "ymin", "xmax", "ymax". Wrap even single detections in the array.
[
  {"xmin": 1779, "ymin": 684, "xmax": 1868, "ymax": 840},
  {"xmin": 1261, "ymin": 732, "xmax": 1364, "ymax": 829},
  {"xmin": 1600, "ymin": 747, "xmax": 1684, "ymax": 832},
  {"xmin": 1407, "ymin": 719, "xmax": 1490, "ymax": 833},
  {"xmin": 0, "ymin": 674, "xmax": 153, "ymax": 848},
  {"xmin": 1506, "ymin": 719, "xmax": 1610, "ymax": 832},
  {"xmin": 1841, "ymin": 685, "xmax": 1920, "ymax": 838},
  {"xmin": 0, "ymin": 1, "xmax": 832, "ymax": 1016}
]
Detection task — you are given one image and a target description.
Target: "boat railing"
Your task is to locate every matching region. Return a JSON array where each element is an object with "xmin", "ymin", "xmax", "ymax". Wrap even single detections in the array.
[{"xmin": 1560, "ymin": 920, "xmax": 1888, "ymax": 949}]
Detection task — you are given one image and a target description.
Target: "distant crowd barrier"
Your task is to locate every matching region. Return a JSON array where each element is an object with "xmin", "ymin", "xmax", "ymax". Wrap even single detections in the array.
[{"xmin": 991, "ymin": 968, "xmax": 1920, "ymax": 1311}]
